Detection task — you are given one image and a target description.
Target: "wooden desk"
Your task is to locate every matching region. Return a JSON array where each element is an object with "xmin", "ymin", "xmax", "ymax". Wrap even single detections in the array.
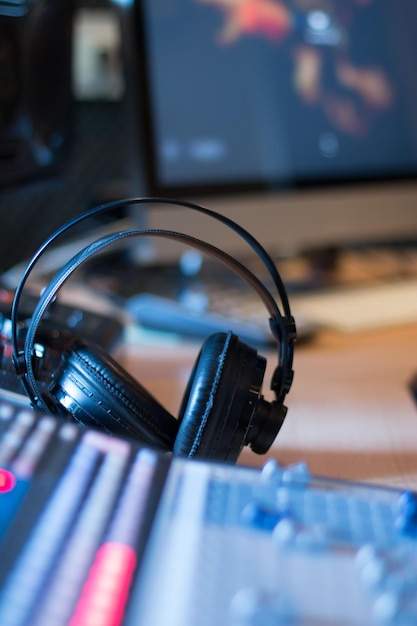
[{"xmin": 119, "ymin": 323, "xmax": 417, "ymax": 490}]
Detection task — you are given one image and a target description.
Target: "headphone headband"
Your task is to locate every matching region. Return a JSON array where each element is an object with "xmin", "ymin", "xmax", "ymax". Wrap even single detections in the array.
[{"xmin": 11, "ymin": 197, "xmax": 291, "ymax": 338}]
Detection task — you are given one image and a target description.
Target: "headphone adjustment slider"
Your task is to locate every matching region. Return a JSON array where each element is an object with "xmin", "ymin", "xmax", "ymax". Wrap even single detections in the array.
[
  {"xmin": 271, "ymin": 365, "xmax": 294, "ymax": 397},
  {"xmin": 12, "ymin": 352, "xmax": 27, "ymax": 378},
  {"xmin": 283, "ymin": 315, "xmax": 297, "ymax": 342},
  {"xmin": 269, "ymin": 315, "xmax": 297, "ymax": 343}
]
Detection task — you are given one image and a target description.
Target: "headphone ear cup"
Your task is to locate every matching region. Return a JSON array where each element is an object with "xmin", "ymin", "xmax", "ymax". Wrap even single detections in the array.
[
  {"xmin": 49, "ymin": 340, "xmax": 179, "ymax": 450},
  {"xmin": 173, "ymin": 332, "xmax": 266, "ymax": 461}
]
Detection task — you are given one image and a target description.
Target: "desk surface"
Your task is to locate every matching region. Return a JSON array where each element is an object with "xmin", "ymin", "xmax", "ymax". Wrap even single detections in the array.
[{"xmin": 119, "ymin": 323, "xmax": 417, "ymax": 490}]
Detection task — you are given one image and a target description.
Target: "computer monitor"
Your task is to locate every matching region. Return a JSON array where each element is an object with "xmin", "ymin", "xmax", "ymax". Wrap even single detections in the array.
[{"xmin": 116, "ymin": 0, "xmax": 417, "ymax": 262}]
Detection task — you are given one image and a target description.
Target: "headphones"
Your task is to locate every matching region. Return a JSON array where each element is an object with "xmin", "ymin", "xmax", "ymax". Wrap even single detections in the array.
[{"xmin": 11, "ymin": 198, "xmax": 296, "ymax": 462}]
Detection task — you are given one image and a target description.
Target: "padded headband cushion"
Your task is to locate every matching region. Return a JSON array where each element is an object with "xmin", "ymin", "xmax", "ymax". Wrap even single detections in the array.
[
  {"xmin": 174, "ymin": 332, "xmax": 262, "ymax": 460},
  {"xmin": 49, "ymin": 340, "xmax": 179, "ymax": 450}
]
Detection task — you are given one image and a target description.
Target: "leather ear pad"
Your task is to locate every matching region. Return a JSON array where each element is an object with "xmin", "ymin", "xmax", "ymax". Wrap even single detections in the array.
[
  {"xmin": 49, "ymin": 340, "xmax": 179, "ymax": 450},
  {"xmin": 173, "ymin": 332, "xmax": 265, "ymax": 461}
]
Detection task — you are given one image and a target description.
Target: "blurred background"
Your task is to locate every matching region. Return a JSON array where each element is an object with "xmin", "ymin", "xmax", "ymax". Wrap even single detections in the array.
[{"xmin": 1, "ymin": 0, "xmax": 416, "ymax": 341}]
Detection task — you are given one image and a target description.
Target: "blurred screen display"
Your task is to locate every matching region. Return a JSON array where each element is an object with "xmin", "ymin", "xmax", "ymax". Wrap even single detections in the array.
[{"xmin": 139, "ymin": 0, "xmax": 417, "ymax": 192}]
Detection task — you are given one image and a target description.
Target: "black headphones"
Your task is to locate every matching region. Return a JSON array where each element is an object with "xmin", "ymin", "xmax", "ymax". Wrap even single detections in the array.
[{"xmin": 11, "ymin": 198, "xmax": 296, "ymax": 462}]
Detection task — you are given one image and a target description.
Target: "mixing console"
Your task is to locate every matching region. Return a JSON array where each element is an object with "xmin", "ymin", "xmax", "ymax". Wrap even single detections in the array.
[{"xmin": 0, "ymin": 396, "xmax": 416, "ymax": 625}]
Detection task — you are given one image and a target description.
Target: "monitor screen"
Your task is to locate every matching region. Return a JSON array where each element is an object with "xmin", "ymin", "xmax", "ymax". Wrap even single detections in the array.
[{"xmin": 118, "ymin": 0, "xmax": 417, "ymax": 258}]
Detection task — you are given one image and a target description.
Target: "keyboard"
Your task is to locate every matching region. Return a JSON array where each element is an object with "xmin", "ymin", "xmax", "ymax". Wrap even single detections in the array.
[
  {"xmin": 291, "ymin": 278, "xmax": 417, "ymax": 333},
  {"xmin": 126, "ymin": 292, "xmax": 317, "ymax": 346},
  {"xmin": 126, "ymin": 276, "xmax": 417, "ymax": 348},
  {"xmin": 1, "ymin": 395, "xmax": 417, "ymax": 626}
]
